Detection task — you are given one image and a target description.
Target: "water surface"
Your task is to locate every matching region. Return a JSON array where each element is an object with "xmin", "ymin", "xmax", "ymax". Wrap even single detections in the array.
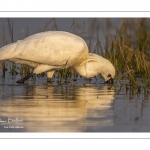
[{"xmin": 0, "ymin": 74, "xmax": 150, "ymax": 132}]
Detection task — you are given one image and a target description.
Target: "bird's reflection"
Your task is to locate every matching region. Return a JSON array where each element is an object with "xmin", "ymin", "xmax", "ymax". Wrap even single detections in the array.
[
  {"xmin": 0, "ymin": 82, "xmax": 115, "ymax": 132},
  {"xmin": 75, "ymin": 85, "xmax": 115, "ymax": 131}
]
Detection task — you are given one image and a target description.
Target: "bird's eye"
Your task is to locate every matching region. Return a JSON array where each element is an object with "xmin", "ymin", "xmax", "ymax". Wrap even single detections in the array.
[{"xmin": 108, "ymin": 74, "xmax": 111, "ymax": 78}]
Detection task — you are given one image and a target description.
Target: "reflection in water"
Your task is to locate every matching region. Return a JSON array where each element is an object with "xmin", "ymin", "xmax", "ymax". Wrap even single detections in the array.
[
  {"xmin": 0, "ymin": 76, "xmax": 150, "ymax": 132},
  {"xmin": 0, "ymin": 77, "xmax": 115, "ymax": 132},
  {"xmin": 75, "ymin": 86, "xmax": 114, "ymax": 132}
]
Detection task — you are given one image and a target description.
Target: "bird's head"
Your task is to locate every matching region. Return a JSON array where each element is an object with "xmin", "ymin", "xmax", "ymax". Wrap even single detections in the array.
[
  {"xmin": 73, "ymin": 53, "xmax": 115, "ymax": 84},
  {"xmin": 100, "ymin": 66, "xmax": 115, "ymax": 84}
]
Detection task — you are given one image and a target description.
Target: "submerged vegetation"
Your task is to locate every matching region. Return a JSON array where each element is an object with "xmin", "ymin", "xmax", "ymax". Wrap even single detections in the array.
[{"xmin": 1, "ymin": 18, "xmax": 150, "ymax": 94}]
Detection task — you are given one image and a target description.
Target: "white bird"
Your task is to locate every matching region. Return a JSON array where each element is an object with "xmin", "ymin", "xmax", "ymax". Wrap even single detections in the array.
[{"xmin": 0, "ymin": 31, "xmax": 115, "ymax": 83}]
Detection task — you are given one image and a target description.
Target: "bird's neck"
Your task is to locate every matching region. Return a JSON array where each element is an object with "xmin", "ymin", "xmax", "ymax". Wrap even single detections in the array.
[{"xmin": 73, "ymin": 62, "xmax": 104, "ymax": 78}]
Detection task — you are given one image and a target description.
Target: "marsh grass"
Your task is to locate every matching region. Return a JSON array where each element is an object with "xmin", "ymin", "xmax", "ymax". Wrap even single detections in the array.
[
  {"xmin": 101, "ymin": 18, "xmax": 150, "ymax": 94},
  {"xmin": 57, "ymin": 58, "xmax": 74, "ymax": 84},
  {"xmin": 1, "ymin": 18, "xmax": 150, "ymax": 94}
]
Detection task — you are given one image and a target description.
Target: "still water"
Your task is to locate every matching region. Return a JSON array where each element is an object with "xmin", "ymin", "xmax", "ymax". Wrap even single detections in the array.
[{"xmin": 0, "ymin": 73, "xmax": 150, "ymax": 132}]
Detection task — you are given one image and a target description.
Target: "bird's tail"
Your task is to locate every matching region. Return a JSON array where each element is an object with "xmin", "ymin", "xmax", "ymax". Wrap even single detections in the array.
[{"xmin": 0, "ymin": 42, "xmax": 18, "ymax": 60}]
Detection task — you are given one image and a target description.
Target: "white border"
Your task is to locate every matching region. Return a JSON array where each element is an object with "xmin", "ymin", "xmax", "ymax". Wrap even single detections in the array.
[
  {"xmin": 0, "ymin": 1, "xmax": 150, "ymax": 139},
  {"xmin": 0, "ymin": 12, "xmax": 150, "ymax": 18},
  {"xmin": 0, "ymin": 0, "xmax": 150, "ymax": 12},
  {"xmin": 0, "ymin": 133, "xmax": 150, "ymax": 139}
]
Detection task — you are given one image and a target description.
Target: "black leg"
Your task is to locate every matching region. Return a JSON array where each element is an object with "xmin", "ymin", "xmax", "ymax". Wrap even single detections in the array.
[
  {"xmin": 47, "ymin": 78, "xmax": 52, "ymax": 83},
  {"xmin": 16, "ymin": 73, "xmax": 35, "ymax": 84}
]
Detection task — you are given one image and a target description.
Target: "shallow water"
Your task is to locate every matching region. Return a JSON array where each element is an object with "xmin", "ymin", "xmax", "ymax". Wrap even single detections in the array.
[{"xmin": 0, "ymin": 73, "xmax": 150, "ymax": 132}]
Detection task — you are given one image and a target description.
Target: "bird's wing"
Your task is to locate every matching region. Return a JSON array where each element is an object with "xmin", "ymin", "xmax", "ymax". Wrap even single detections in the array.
[{"xmin": 15, "ymin": 31, "xmax": 88, "ymax": 67}]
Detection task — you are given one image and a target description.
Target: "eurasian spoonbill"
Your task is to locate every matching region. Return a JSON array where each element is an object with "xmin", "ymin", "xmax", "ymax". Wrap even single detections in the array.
[{"xmin": 0, "ymin": 31, "xmax": 115, "ymax": 83}]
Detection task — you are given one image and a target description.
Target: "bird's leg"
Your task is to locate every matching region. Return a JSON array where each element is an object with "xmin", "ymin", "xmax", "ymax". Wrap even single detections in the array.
[
  {"xmin": 16, "ymin": 73, "xmax": 35, "ymax": 84},
  {"xmin": 47, "ymin": 71, "xmax": 55, "ymax": 83},
  {"xmin": 47, "ymin": 78, "xmax": 52, "ymax": 83}
]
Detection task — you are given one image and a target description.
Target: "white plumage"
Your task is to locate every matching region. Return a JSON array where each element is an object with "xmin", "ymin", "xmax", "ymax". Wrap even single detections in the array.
[{"xmin": 0, "ymin": 31, "xmax": 115, "ymax": 83}]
